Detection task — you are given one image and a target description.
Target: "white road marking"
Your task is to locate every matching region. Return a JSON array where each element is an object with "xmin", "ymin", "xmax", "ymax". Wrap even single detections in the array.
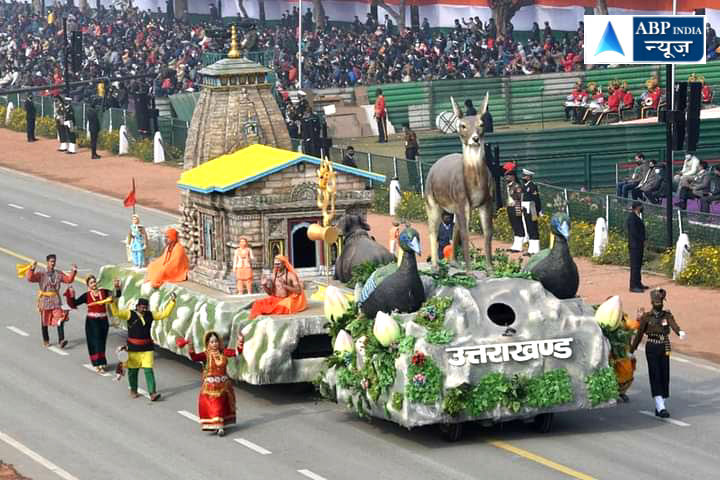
[
  {"xmin": 61, "ymin": 220, "xmax": 78, "ymax": 227},
  {"xmin": 82, "ymin": 364, "xmax": 111, "ymax": 377},
  {"xmin": 0, "ymin": 166, "xmax": 176, "ymax": 218},
  {"xmin": 177, "ymin": 410, "xmax": 200, "ymax": 423},
  {"xmin": 639, "ymin": 410, "xmax": 691, "ymax": 427},
  {"xmin": 7, "ymin": 203, "xmax": 24, "ymax": 209},
  {"xmin": 0, "ymin": 430, "xmax": 80, "ymax": 480},
  {"xmin": 234, "ymin": 438, "xmax": 272, "ymax": 455},
  {"xmin": 671, "ymin": 356, "xmax": 720, "ymax": 373},
  {"xmin": 34, "ymin": 211, "xmax": 51, "ymax": 218},
  {"xmin": 89, "ymin": 229, "xmax": 108, "ymax": 237},
  {"xmin": 48, "ymin": 346, "xmax": 69, "ymax": 356},
  {"xmin": 6, "ymin": 326, "xmax": 29, "ymax": 337},
  {"xmin": 298, "ymin": 469, "xmax": 328, "ymax": 480}
]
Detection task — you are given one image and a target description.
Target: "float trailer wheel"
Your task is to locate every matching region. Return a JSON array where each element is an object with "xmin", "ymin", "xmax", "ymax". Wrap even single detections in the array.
[
  {"xmin": 532, "ymin": 413, "xmax": 554, "ymax": 433},
  {"xmin": 439, "ymin": 422, "xmax": 464, "ymax": 442}
]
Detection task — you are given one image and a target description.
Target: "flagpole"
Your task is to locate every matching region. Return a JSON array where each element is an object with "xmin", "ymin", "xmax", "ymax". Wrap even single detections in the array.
[{"xmin": 298, "ymin": 0, "xmax": 302, "ymax": 90}]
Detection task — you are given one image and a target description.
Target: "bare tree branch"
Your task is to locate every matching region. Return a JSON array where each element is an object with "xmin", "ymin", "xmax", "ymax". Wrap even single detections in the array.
[
  {"xmin": 313, "ymin": 0, "xmax": 326, "ymax": 31},
  {"xmin": 490, "ymin": 0, "xmax": 534, "ymax": 38},
  {"xmin": 594, "ymin": 0, "xmax": 608, "ymax": 15},
  {"xmin": 236, "ymin": 0, "xmax": 248, "ymax": 18},
  {"xmin": 376, "ymin": 0, "xmax": 407, "ymax": 29}
]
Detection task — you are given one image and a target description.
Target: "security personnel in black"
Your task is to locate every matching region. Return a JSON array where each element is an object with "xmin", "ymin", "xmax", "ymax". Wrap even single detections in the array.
[
  {"xmin": 25, "ymin": 95, "xmax": 37, "ymax": 142},
  {"xmin": 301, "ymin": 110, "xmax": 316, "ymax": 156},
  {"xmin": 626, "ymin": 201, "xmax": 647, "ymax": 292},
  {"xmin": 87, "ymin": 100, "xmax": 101, "ymax": 159}
]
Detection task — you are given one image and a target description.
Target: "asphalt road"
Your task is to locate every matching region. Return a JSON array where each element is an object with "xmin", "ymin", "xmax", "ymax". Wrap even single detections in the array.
[{"xmin": 1, "ymin": 168, "xmax": 719, "ymax": 480}]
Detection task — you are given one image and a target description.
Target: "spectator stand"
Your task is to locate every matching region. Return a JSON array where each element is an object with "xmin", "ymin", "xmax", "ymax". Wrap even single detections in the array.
[{"xmin": 418, "ymin": 118, "xmax": 720, "ymax": 189}]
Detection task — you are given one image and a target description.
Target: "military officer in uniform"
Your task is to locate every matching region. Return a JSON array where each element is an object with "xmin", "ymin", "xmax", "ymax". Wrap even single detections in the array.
[
  {"xmin": 64, "ymin": 98, "xmax": 77, "ymax": 154},
  {"xmin": 54, "ymin": 96, "xmax": 68, "ymax": 152},
  {"xmin": 630, "ymin": 288, "xmax": 686, "ymax": 418},
  {"xmin": 504, "ymin": 169, "xmax": 526, "ymax": 252},
  {"xmin": 521, "ymin": 168, "xmax": 542, "ymax": 255}
]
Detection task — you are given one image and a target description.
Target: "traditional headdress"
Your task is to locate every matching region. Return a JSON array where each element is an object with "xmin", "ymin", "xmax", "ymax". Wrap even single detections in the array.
[
  {"xmin": 502, "ymin": 162, "xmax": 517, "ymax": 173},
  {"xmin": 166, "ymin": 227, "xmax": 178, "ymax": 242},
  {"xmin": 273, "ymin": 255, "xmax": 299, "ymax": 278}
]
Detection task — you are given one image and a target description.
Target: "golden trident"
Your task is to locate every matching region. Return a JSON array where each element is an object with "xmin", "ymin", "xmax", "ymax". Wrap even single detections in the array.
[{"xmin": 307, "ymin": 157, "xmax": 340, "ymax": 284}]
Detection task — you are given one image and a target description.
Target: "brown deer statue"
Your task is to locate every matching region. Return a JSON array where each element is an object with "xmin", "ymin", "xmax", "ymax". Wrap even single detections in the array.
[{"xmin": 424, "ymin": 94, "xmax": 494, "ymax": 271}]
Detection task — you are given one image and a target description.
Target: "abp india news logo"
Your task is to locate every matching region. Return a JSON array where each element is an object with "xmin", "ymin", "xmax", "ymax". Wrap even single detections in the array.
[{"xmin": 584, "ymin": 15, "xmax": 706, "ymax": 65}]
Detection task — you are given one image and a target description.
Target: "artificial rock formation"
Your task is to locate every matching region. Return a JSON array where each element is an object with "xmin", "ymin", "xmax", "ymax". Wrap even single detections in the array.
[{"xmin": 324, "ymin": 274, "xmax": 614, "ymax": 429}]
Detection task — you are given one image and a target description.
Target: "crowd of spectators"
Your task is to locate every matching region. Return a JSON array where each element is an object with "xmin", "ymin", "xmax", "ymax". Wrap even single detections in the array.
[
  {"xmin": 269, "ymin": 8, "xmax": 590, "ymax": 89},
  {"xmin": 0, "ymin": 1, "xmax": 214, "ymax": 104},
  {"xmin": 1, "ymin": 0, "xmax": 718, "ymax": 100}
]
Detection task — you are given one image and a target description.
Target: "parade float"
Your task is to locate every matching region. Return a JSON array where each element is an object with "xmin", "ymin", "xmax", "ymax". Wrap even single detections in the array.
[{"xmin": 99, "ymin": 87, "xmax": 630, "ymax": 440}]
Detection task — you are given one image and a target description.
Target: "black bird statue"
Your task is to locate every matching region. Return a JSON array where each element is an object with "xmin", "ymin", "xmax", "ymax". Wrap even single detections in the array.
[
  {"xmin": 525, "ymin": 212, "xmax": 579, "ymax": 299},
  {"xmin": 357, "ymin": 227, "xmax": 426, "ymax": 318}
]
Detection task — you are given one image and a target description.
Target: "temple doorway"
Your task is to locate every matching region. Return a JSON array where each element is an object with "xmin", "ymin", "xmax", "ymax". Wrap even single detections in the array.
[{"xmin": 290, "ymin": 221, "xmax": 318, "ymax": 268}]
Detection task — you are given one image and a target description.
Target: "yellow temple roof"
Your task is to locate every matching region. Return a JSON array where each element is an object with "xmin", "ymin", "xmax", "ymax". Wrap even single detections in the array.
[{"xmin": 177, "ymin": 144, "xmax": 386, "ymax": 194}]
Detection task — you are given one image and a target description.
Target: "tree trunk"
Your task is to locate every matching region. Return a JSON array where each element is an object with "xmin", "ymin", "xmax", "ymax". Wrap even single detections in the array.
[
  {"xmin": 313, "ymin": 0, "xmax": 326, "ymax": 31},
  {"xmin": 258, "ymin": 0, "xmax": 265, "ymax": 22},
  {"xmin": 78, "ymin": 0, "xmax": 88, "ymax": 12},
  {"xmin": 594, "ymin": 0, "xmax": 608, "ymax": 15},
  {"xmin": 175, "ymin": 0, "xmax": 188, "ymax": 19},
  {"xmin": 32, "ymin": 0, "xmax": 43, "ymax": 15},
  {"xmin": 376, "ymin": 0, "xmax": 407, "ymax": 29},
  {"xmin": 236, "ymin": 0, "xmax": 248, "ymax": 18},
  {"xmin": 491, "ymin": 0, "xmax": 533, "ymax": 39}
]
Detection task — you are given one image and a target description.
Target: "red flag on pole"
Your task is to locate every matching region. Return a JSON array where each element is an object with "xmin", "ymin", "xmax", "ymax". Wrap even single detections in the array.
[{"xmin": 123, "ymin": 178, "xmax": 136, "ymax": 208}]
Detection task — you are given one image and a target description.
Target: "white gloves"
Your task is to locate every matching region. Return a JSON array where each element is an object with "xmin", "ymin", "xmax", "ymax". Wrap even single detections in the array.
[{"xmin": 679, "ymin": 330, "xmax": 687, "ymax": 339}]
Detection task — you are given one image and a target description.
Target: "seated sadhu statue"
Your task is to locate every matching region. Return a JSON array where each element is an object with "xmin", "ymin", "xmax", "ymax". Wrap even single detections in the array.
[
  {"xmin": 145, "ymin": 228, "xmax": 189, "ymax": 288},
  {"xmin": 249, "ymin": 255, "xmax": 307, "ymax": 320}
]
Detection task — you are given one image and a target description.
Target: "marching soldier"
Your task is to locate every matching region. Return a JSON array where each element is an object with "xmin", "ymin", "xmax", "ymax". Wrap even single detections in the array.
[
  {"xmin": 504, "ymin": 168, "xmax": 526, "ymax": 253},
  {"xmin": 64, "ymin": 98, "xmax": 77, "ymax": 154},
  {"xmin": 521, "ymin": 168, "xmax": 542, "ymax": 255},
  {"xmin": 54, "ymin": 96, "xmax": 68, "ymax": 152},
  {"xmin": 630, "ymin": 288, "xmax": 686, "ymax": 418}
]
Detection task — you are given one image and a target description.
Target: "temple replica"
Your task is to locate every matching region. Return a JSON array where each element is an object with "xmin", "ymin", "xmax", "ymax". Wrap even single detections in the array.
[
  {"xmin": 176, "ymin": 144, "xmax": 383, "ymax": 293},
  {"xmin": 183, "ymin": 26, "xmax": 292, "ymax": 170}
]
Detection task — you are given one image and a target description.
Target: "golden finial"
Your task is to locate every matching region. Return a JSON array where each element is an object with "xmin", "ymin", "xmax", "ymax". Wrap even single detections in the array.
[{"xmin": 227, "ymin": 25, "xmax": 241, "ymax": 59}]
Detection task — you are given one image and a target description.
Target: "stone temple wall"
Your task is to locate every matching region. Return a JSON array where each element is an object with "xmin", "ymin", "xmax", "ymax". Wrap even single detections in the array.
[{"xmin": 183, "ymin": 86, "xmax": 292, "ymax": 170}]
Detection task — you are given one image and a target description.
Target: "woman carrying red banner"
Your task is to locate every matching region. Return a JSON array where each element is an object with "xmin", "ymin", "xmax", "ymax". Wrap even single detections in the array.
[{"xmin": 177, "ymin": 331, "xmax": 244, "ymax": 436}]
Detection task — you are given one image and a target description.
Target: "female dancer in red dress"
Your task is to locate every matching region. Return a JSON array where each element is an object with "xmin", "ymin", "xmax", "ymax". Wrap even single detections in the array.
[
  {"xmin": 65, "ymin": 275, "xmax": 112, "ymax": 372},
  {"xmin": 178, "ymin": 331, "xmax": 243, "ymax": 436}
]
